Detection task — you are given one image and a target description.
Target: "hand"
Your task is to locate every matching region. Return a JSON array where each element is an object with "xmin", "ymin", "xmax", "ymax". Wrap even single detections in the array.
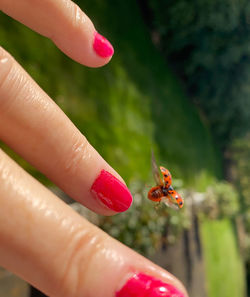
[{"xmin": 0, "ymin": 0, "xmax": 188, "ymax": 296}]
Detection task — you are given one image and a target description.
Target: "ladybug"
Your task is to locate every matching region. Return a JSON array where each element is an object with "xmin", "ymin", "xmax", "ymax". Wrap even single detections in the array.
[{"xmin": 147, "ymin": 152, "xmax": 184, "ymax": 210}]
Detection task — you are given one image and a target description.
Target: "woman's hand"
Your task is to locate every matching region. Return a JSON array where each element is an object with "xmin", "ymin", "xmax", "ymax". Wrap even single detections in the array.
[{"xmin": 0, "ymin": 0, "xmax": 188, "ymax": 296}]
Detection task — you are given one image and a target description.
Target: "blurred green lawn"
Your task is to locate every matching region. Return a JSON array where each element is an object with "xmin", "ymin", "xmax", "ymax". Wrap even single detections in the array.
[
  {"xmin": 201, "ymin": 219, "xmax": 246, "ymax": 297},
  {"xmin": 0, "ymin": 0, "xmax": 246, "ymax": 296}
]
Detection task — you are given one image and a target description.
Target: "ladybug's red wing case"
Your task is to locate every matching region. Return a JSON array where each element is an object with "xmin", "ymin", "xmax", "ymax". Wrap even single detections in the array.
[
  {"xmin": 167, "ymin": 189, "xmax": 184, "ymax": 209},
  {"xmin": 160, "ymin": 166, "xmax": 172, "ymax": 188},
  {"xmin": 148, "ymin": 186, "xmax": 163, "ymax": 202}
]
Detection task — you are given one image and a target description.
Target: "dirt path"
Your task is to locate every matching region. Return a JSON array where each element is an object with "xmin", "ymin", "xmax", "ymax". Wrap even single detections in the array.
[{"xmin": 150, "ymin": 215, "xmax": 207, "ymax": 297}]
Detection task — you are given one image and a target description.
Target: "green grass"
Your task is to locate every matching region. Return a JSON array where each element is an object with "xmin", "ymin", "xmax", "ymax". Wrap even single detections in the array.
[{"xmin": 201, "ymin": 219, "xmax": 246, "ymax": 297}]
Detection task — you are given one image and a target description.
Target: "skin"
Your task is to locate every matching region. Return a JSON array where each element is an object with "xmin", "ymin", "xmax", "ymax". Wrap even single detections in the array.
[{"xmin": 0, "ymin": 0, "xmax": 189, "ymax": 296}]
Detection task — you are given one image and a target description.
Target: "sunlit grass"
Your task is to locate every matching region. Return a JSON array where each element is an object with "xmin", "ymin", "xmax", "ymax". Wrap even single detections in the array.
[{"xmin": 201, "ymin": 219, "xmax": 246, "ymax": 297}]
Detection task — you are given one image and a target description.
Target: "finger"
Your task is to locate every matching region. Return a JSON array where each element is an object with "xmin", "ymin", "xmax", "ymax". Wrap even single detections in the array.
[
  {"xmin": 0, "ymin": 149, "xmax": 188, "ymax": 297},
  {"xmin": 0, "ymin": 0, "xmax": 114, "ymax": 67},
  {"xmin": 0, "ymin": 47, "xmax": 132, "ymax": 215}
]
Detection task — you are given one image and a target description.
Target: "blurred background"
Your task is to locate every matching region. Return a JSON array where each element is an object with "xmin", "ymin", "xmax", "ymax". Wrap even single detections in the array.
[{"xmin": 0, "ymin": 0, "xmax": 250, "ymax": 296}]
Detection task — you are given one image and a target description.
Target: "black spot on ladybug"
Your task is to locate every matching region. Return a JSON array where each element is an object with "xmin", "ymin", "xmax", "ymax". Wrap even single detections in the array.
[{"xmin": 179, "ymin": 201, "xmax": 183, "ymax": 205}]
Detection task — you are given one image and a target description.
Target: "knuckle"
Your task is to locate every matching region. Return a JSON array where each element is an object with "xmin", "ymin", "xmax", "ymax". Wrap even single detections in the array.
[
  {"xmin": 58, "ymin": 225, "xmax": 106, "ymax": 297},
  {"xmin": 62, "ymin": 133, "xmax": 89, "ymax": 175},
  {"xmin": 70, "ymin": 3, "xmax": 90, "ymax": 31},
  {"xmin": 0, "ymin": 149, "xmax": 10, "ymax": 184},
  {"xmin": 0, "ymin": 47, "xmax": 26, "ymax": 114},
  {"xmin": 0, "ymin": 149, "xmax": 21, "ymax": 194},
  {"xmin": 0, "ymin": 47, "xmax": 14, "ymax": 90}
]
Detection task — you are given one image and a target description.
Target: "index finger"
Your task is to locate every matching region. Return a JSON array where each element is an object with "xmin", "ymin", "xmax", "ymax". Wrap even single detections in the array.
[{"xmin": 0, "ymin": 0, "xmax": 114, "ymax": 67}]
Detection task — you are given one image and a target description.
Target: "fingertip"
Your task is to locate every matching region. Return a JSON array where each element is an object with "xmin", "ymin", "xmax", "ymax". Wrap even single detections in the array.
[
  {"xmin": 116, "ymin": 273, "xmax": 187, "ymax": 297},
  {"xmin": 93, "ymin": 32, "xmax": 114, "ymax": 59},
  {"xmin": 53, "ymin": 23, "xmax": 114, "ymax": 68},
  {"xmin": 55, "ymin": 3, "xmax": 115, "ymax": 68},
  {"xmin": 85, "ymin": 30, "xmax": 114, "ymax": 68},
  {"xmin": 90, "ymin": 170, "xmax": 133, "ymax": 213}
]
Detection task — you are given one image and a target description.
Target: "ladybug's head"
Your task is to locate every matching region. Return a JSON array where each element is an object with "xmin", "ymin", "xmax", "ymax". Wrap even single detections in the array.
[{"xmin": 167, "ymin": 185, "xmax": 175, "ymax": 194}]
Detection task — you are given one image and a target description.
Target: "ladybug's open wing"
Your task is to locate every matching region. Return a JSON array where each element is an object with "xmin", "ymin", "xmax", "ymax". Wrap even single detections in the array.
[
  {"xmin": 162, "ymin": 195, "xmax": 179, "ymax": 210},
  {"xmin": 151, "ymin": 151, "xmax": 163, "ymax": 186}
]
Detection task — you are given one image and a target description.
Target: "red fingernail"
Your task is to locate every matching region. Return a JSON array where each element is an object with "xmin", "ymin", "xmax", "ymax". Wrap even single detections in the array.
[
  {"xmin": 91, "ymin": 170, "xmax": 132, "ymax": 212},
  {"xmin": 93, "ymin": 32, "xmax": 114, "ymax": 58},
  {"xmin": 116, "ymin": 273, "xmax": 185, "ymax": 297}
]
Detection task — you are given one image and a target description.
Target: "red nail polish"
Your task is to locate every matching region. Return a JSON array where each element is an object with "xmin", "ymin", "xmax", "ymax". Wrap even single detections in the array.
[
  {"xmin": 116, "ymin": 273, "xmax": 185, "ymax": 297},
  {"xmin": 91, "ymin": 170, "xmax": 132, "ymax": 212},
  {"xmin": 93, "ymin": 32, "xmax": 114, "ymax": 58}
]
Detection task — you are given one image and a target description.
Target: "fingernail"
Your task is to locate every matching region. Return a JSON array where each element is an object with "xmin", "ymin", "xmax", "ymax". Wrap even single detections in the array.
[
  {"xmin": 93, "ymin": 32, "xmax": 114, "ymax": 58},
  {"xmin": 91, "ymin": 170, "xmax": 133, "ymax": 212},
  {"xmin": 116, "ymin": 273, "xmax": 185, "ymax": 297}
]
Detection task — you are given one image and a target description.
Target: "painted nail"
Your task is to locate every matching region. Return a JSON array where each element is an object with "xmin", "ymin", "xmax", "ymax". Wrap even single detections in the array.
[
  {"xmin": 116, "ymin": 273, "xmax": 185, "ymax": 297},
  {"xmin": 93, "ymin": 32, "xmax": 114, "ymax": 58},
  {"xmin": 91, "ymin": 170, "xmax": 133, "ymax": 212}
]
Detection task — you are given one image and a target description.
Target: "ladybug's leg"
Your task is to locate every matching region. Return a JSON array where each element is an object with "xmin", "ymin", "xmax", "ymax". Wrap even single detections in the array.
[{"xmin": 154, "ymin": 201, "xmax": 161, "ymax": 210}]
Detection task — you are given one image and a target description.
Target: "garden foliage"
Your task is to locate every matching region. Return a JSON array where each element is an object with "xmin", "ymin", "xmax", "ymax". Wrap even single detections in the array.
[{"xmin": 145, "ymin": 0, "xmax": 250, "ymax": 148}]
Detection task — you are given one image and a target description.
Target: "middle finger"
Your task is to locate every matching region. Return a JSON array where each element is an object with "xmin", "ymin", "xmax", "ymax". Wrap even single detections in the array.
[{"xmin": 0, "ymin": 47, "xmax": 133, "ymax": 215}]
